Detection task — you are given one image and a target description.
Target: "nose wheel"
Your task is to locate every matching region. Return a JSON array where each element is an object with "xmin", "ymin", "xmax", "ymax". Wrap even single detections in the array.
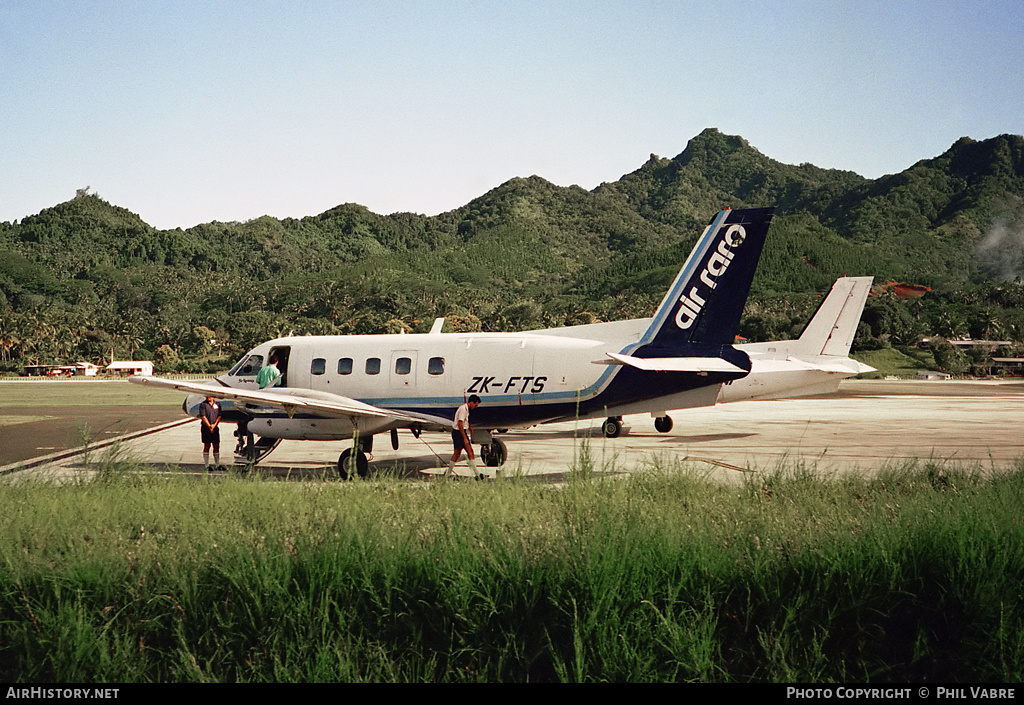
[{"xmin": 654, "ymin": 415, "xmax": 673, "ymax": 433}]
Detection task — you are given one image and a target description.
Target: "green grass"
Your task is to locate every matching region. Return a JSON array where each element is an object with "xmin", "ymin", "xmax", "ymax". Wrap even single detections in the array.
[
  {"xmin": 853, "ymin": 347, "xmax": 936, "ymax": 378},
  {"xmin": 0, "ymin": 380, "xmax": 183, "ymax": 407},
  {"xmin": 1, "ymin": 453, "xmax": 1023, "ymax": 682}
]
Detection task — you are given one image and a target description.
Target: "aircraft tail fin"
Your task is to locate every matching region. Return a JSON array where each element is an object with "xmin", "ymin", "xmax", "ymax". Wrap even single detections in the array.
[
  {"xmin": 639, "ymin": 207, "xmax": 774, "ymax": 353},
  {"xmin": 794, "ymin": 276, "xmax": 873, "ymax": 357}
]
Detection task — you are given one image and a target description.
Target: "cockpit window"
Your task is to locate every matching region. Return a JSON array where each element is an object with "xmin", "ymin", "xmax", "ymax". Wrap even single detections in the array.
[{"xmin": 229, "ymin": 354, "xmax": 264, "ymax": 376}]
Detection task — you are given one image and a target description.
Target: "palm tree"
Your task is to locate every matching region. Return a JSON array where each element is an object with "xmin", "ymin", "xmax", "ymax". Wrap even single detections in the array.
[
  {"xmin": 0, "ymin": 321, "xmax": 17, "ymax": 362},
  {"xmin": 936, "ymin": 312, "xmax": 966, "ymax": 339},
  {"xmin": 981, "ymin": 308, "xmax": 1004, "ymax": 340}
]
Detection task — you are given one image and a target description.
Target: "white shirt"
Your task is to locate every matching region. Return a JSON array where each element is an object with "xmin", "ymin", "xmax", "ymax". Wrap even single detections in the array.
[{"xmin": 454, "ymin": 402, "xmax": 471, "ymax": 432}]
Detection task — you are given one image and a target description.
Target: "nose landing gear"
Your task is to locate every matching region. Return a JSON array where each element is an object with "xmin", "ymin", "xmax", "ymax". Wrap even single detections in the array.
[{"xmin": 235, "ymin": 429, "xmax": 282, "ymax": 463}]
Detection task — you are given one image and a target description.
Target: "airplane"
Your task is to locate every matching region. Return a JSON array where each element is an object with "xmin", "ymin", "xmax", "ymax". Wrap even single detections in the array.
[
  {"xmin": 130, "ymin": 207, "xmax": 776, "ymax": 477},
  {"xmin": 524, "ymin": 275, "xmax": 876, "ymax": 435},
  {"xmin": 720, "ymin": 276, "xmax": 875, "ymax": 403}
]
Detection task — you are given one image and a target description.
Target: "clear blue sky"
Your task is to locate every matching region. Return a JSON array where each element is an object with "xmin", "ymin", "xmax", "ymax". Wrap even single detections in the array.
[{"xmin": 2, "ymin": 0, "xmax": 1021, "ymax": 230}]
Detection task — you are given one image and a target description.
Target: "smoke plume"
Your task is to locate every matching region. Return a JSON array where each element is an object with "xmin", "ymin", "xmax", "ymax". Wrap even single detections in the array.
[{"xmin": 975, "ymin": 206, "xmax": 1024, "ymax": 282}]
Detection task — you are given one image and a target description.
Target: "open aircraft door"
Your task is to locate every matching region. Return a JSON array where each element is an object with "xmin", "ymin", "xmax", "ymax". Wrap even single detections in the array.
[{"xmin": 268, "ymin": 345, "xmax": 294, "ymax": 388}]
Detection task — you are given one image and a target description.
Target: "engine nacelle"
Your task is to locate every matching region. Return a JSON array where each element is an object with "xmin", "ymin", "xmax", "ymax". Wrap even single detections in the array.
[{"xmin": 247, "ymin": 416, "xmax": 393, "ymax": 441}]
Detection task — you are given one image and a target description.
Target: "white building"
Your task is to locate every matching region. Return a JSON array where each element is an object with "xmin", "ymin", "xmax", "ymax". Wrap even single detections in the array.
[{"xmin": 105, "ymin": 361, "xmax": 154, "ymax": 376}]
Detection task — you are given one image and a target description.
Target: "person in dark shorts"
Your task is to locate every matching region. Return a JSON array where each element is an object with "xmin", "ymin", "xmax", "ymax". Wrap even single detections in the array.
[
  {"xmin": 447, "ymin": 395, "xmax": 481, "ymax": 477},
  {"xmin": 199, "ymin": 395, "xmax": 225, "ymax": 471}
]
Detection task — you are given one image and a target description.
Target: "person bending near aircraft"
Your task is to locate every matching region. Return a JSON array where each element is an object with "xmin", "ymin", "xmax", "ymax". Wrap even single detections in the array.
[
  {"xmin": 257, "ymin": 354, "xmax": 282, "ymax": 389},
  {"xmin": 448, "ymin": 395, "xmax": 481, "ymax": 478},
  {"xmin": 199, "ymin": 395, "xmax": 225, "ymax": 471}
]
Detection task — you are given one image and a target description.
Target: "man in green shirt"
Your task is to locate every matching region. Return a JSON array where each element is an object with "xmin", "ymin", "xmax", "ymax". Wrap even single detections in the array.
[{"xmin": 257, "ymin": 354, "xmax": 282, "ymax": 389}]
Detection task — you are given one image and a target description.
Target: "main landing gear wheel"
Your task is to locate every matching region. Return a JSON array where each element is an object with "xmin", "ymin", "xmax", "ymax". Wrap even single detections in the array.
[
  {"xmin": 654, "ymin": 415, "xmax": 674, "ymax": 433},
  {"xmin": 337, "ymin": 449, "xmax": 369, "ymax": 480},
  {"xmin": 480, "ymin": 437, "xmax": 508, "ymax": 467},
  {"xmin": 602, "ymin": 417, "xmax": 623, "ymax": 438}
]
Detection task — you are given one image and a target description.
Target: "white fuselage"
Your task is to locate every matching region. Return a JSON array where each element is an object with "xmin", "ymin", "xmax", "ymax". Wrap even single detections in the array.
[
  {"xmin": 210, "ymin": 327, "xmax": 727, "ymax": 441},
  {"xmin": 719, "ymin": 341, "xmax": 872, "ymax": 402}
]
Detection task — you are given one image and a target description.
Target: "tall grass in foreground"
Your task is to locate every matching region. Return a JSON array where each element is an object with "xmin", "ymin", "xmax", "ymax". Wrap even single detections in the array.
[{"xmin": 1, "ymin": 455, "xmax": 1022, "ymax": 682}]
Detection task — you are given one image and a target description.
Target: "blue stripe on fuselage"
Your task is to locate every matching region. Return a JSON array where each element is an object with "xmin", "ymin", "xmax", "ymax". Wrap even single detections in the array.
[{"xmin": 242, "ymin": 359, "xmax": 746, "ymax": 428}]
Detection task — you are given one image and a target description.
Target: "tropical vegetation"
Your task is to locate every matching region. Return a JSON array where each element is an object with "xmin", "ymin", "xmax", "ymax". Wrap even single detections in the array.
[{"xmin": 2, "ymin": 128, "xmax": 1023, "ymax": 373}]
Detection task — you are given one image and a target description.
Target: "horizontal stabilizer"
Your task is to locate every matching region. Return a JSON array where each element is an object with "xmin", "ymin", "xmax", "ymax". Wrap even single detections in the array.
[
  {"xmin": 805, "ymin": 358, "xmax": 877, "ymax": 375},
  {"xmin": 605, "ymin": 352, "xmax": 746, "ymax": 373}
]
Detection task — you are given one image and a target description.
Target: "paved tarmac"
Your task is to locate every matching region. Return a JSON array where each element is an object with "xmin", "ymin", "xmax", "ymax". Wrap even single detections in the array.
[
  {"xmin": 0, "ymin": 405, "xmax": 185, "ymax": 466},
  {"xmin": 5, "ymin": 379, "xmax": 1023, "ymax": 484}
]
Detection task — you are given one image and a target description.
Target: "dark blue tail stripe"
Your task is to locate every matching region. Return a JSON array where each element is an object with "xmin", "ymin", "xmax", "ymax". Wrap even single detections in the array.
[{"xmin": 636, "ymin": 207, "xmax": 774, "ymax": 354}]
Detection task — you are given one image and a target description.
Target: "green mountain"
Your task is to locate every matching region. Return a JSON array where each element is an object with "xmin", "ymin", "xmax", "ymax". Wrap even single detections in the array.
[{"xmin": 2, "ymin": 128, "xmax": 1024, "ymax": 370}]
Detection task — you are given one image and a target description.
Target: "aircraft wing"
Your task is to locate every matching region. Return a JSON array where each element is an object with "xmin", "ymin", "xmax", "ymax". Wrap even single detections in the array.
[{"xmin": 128, "ymin": 376, "xmax": 454, "ymax": 428}]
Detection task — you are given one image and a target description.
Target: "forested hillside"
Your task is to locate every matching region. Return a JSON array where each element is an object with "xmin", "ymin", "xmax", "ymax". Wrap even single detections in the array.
[{"xmin": 2, "ymin": 128, "xmax": 1023, "ymax": 373}]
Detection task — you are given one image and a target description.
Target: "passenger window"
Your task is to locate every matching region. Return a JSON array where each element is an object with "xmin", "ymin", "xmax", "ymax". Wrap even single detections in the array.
[
  {"xmin": 366, "ymin": 358, "xmax": 381, "ymax": 375},
  {"xmin": 311, "ymin": 358, "xmax": 326, "ymax": 375},
  {"xmin": 230, "ymin": 354, "xmax": 263, "ymax": 376},
  {"xmin": 428, "ymin": 357, "xmax": 445, "ymax": 375},
  {"xmin": 338, "ymin": 358, "xmax": 353, "ymax": 375},
  {"xmin": 395, "ymin": 357, "xmax": 411, "ymax": 375}
]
